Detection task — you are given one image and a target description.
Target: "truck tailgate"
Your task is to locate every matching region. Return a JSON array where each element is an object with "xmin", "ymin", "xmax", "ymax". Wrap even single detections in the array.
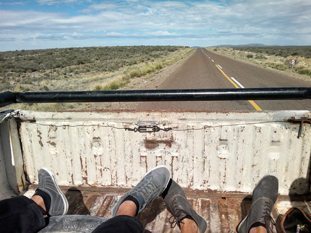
[{"xmin": 1, "ymin": 110, "xmax": 310, "ymax": 232}]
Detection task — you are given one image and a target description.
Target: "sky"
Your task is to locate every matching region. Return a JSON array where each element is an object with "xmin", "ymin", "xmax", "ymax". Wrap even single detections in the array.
[{"xmin": 0, "ymin": 0, "xmax": 310, "ymax": 51}]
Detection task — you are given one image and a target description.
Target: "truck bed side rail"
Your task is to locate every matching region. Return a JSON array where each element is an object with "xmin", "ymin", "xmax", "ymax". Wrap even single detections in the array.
[{"xmin": 1, "ymin": 87, "xmax": 311, "ymax": 107}]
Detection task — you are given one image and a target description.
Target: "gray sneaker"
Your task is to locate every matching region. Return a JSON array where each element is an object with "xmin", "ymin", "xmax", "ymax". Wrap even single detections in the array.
[
  {"xmin": 163, "ymin": 179, "xmax": 207, "ymax": 233},
  {"xmin": 236, "ymin": 175, "xmax": 278, "ymax": 233},
  {"xmin": 38, "ymin": 168, "xmax": 69, "ymax": 216},
  {"xmin": 112, "ymin": 165, "xmax": 171, "ymax": 216}
]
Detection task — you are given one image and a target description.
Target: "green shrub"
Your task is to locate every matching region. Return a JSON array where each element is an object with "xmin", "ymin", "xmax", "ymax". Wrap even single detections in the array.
[
  {"xmin": 129, "ymin": 69, "xmax": 142, "ymax": 78},
  {"xmin": 103, "ymin": 81, "xmax": 124, "ymax": 90},
  {"xmin": 295, "ymin": 68, "xmax": 311, "ymax": 76},
  {"xmin": 255, "ymin": 54, "xmax": 267, "ymax": 59},
  {"xmin": 94, "ymin": 85, "xmax": 103, "ymax": 91},
  {"xmin": 267, "ymin": 63, "xmax": 287, "ymax": 71},
  {"xmin": 235, "ymin": 46, "xmax": 311, "ymax": 58}
]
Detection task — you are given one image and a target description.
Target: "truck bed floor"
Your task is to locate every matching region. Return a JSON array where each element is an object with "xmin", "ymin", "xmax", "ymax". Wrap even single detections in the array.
[
  {"xmin": 24, "ymin": 186, "xmax": 310, "ymax": 232},
  {"xmin": 63, "ymin": 187, "xmax": 250, "ymax": 233}
]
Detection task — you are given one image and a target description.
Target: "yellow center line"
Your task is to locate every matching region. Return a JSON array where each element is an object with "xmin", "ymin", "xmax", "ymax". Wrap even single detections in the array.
[
  {"xmin": 248, "ymin": 100, "xmax": 262, "ymax": 111},
  {"xmin": 215, "ymin": 65, "xmax": 263, "ymax": 111}
]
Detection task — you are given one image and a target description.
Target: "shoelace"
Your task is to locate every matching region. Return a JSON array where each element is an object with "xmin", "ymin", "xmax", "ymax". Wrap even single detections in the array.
[
  {"xmin": 169, "ymin": 215, "xmax": 178, "ymax": 228},
  {"xmin": 264, "ymin": 214, "xmax": 276, "ymax": 233},
  {"xmin": 167, "ymin": 195, "xmax": 187, "ymax": 228},
  {"xmin": 262, "ymin": 201, "xmax": 276, "ymax": 233},
  {"xmin": 136, "ymin": 178, "xmax": 158, "ymax": 200}
]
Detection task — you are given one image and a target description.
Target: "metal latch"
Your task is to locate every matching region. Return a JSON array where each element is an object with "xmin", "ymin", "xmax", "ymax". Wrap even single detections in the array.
[
  {"xmin": 288, "ymin": 117, "xmax": 311, "ymax": 138},
  {"xmin": 125, "ymin": 122, "xmax": 172, "ymax": 133}
]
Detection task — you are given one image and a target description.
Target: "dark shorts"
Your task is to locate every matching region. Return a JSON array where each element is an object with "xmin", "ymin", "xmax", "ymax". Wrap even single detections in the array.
[
  {"xmin": 0, "ymin": 196, "xmax": 143, "ymax": 233},
  {"xmin": 0, "ymin": 196, "xmax": 46, "ymax": 233}
]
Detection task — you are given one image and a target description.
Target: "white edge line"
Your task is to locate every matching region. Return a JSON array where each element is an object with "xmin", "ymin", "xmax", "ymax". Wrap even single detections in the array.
[
  {"xmin": 216, "ymin": 64, "xmax": 222, "ymax": 69},
  {"xmin": 231, "ymin": 77, "xmax": 245, "ymax": 88}
]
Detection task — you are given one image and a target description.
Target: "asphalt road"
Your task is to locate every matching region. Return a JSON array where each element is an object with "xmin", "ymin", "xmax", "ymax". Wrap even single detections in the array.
[{"xmin": 138, "ymin": 48, "xmax": 311, "ymax": 112}]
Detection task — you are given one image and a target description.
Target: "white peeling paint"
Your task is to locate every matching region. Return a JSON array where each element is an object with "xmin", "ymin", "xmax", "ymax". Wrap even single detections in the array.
[{"xmin": 15, "ymin": 110, "xmax": 311, "ymax": 195}]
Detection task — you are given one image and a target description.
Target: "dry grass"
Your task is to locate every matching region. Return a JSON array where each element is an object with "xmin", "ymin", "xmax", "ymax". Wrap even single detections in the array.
[
  {"xmin": 210, "ymin": 47, "xmax": 311, "ymax": 80},
  {"xmin": 0, "ymin": 46, "xmax": 192, "ymax": 111},
  {"xmin": 0, "ymin": 46, "xmax": 188, "ymax": 92},
  {"xmin": 92, "ymin": 47, "xmax": 192, "ymax": 91}
]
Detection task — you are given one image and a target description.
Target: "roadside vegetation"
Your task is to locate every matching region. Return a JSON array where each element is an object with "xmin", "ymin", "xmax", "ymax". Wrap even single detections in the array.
[
  {"xmin": 210, "ymin": 46, "xmax": 311, "ymax": 79},
  {"xmin": 0, "ymin": 46, "xmax": 192, "ymax": 111},
  {"xmin": 0, "ymin": 46, "xmax": 190, "ymax": 92}
]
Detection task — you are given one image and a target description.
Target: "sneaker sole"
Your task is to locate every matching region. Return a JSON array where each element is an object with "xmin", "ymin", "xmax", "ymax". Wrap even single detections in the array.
[
  {"xmin": 236, "ymin": 215, "xmax": 247, "ymax": 232},
  {"xmin": 41, "ymin": 167, "xmax": 69, "ymax": 215}
]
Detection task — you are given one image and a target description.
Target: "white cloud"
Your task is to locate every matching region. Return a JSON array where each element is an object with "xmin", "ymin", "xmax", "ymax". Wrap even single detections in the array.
[
  {"xmin": 37, "ymin": 0, "xmax": 84, "ymax": 5},
  {"xmin": 1, "ymin": 0, "xmax": 311, "ymax": 50},
  {"xmin": 149, "ymin": 31, "xmax": 175, "ymax": 36},
  {"xmin": 87, "ymin": 3, "xmax": 117, "ymax": 11},
  {"xmin": 104, "ymin": 32, "xmax": 126, "ymax": 37}
]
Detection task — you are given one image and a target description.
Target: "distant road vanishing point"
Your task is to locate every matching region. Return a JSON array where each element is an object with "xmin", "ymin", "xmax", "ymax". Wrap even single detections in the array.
[{"xmin": 138, "ymin": 48, "xmax": 311, "ymax": 112}]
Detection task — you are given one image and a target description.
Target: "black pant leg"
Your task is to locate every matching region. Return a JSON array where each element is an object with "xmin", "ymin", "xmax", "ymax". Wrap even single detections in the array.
[
  {"xmin": 0, "ymin": 196, "xmax": 46, "ymax": 233},
  {"xmin": 92, "ymin": 215, "xmax": 144, "ymax": 233}
]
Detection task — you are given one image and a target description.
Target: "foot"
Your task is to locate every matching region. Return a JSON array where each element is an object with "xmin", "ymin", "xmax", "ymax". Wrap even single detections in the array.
[
  {"xmin": 236, "ymin": 175, "xmax": 278, "ymax": 233},
  {"xmin": 37, "ymin": 168, "xmax": 69, "ymax": 216},
  {"xmin": 163, "ymin": 179, "xmax": 207, "ymax": 233},
  {"xmin": 112, "ymin": 165, "xmax": 171, "ymax": 216}
]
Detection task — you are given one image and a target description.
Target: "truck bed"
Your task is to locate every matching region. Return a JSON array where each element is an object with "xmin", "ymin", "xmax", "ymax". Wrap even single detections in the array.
[
  {"xmin": 25, "ymin": 186, "xmax": 250, "ymax": 232},
  {"xmin": 1, "ymin": 110, "xmax": 310, "ymax": 232},
  {"xmin": 24, "ymin": 186, "xmax": 309, "ymax": 233}
]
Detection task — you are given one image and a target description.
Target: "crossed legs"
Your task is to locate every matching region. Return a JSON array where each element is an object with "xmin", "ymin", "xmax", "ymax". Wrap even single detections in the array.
[{"xmin": 0, "ymin": 167, "xmax": 278, "ymax": 233}]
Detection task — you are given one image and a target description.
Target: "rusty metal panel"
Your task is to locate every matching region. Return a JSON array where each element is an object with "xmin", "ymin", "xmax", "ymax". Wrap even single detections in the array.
[{"xmin": 18, "ymin": 110, "xmax": 311, "ymax": 195}]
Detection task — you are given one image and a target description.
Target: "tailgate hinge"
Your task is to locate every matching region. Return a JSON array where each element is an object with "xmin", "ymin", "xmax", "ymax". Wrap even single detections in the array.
[{"xmin": 288, "ymin": 117, "xmax": 311, "ymax": 138}]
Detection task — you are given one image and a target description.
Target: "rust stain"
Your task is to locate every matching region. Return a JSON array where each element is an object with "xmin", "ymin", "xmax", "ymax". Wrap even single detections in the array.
[
  {"xmin": 96, "ymin": 195, "xmax": 114, "ymax": 217},
  {"xmin": 218, "ymin": 197, "xmax": 230, "ymax": 232},
  {"xmin": 200, "ymin": 199, "xmax": 211, "ymax": 232},
  {"xmin": 84, "ymin": 195, "xmax": 99, "ymax": 215},
  {"xmin": 48, "ymin": 125, "xmax": 57, "ymax": 135},
  {"xmin": 37, "ymin": 129, "xmax": 43, "ymax": 147},
  {"xmin": 144, "ymin": 136, "xmax": 174, "ymax": 150},
  {"xmin": 47, "ymin": 140, "xmax": 56, "ymax": 146}
]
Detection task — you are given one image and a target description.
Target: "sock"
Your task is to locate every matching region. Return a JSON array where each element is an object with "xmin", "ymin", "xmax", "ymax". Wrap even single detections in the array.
[
  {"xmin": 250, "ymin": 222, "xmax": 266, "ymax": 229},
  {"xmin": 34, "ymin": 189, "xmax": 51, "ymax": 213},
  {"xmin": 122, "ymin": 195, "xmax": 140, "ymax": 216}
]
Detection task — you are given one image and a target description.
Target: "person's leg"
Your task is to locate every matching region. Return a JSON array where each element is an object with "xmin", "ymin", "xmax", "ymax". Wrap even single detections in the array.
[
  {"xmin": 115, "ymin": 200, "xmax": 137, "ymax": 216},
  {"xmin": 92, "ymin": 165, "xmax": 171, "ymax": 233},
  {"xmin": 0, "ymin": 196, "xmax": 46, "ymax": 233},
  {"xmin": 92, "ymin": 199, "xmax": 142, "ymax": 233},
  {"xmin": 180, "ymin": 217, "xmax": 199, "ymax": 233},
  {"xmin": 249, "ymin": 226, "xmax": 267, "ymax": 233},
  {"xmin": 236, "ymin": 175, "xmax": 278, "ymax": 233},
  {"xmin": 0, "ymin": 167, "xmax": 68, "ymax": 233},
  {"xmin": 162, "ymin": 179, "xmax": 207, "ymax": 233}
]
